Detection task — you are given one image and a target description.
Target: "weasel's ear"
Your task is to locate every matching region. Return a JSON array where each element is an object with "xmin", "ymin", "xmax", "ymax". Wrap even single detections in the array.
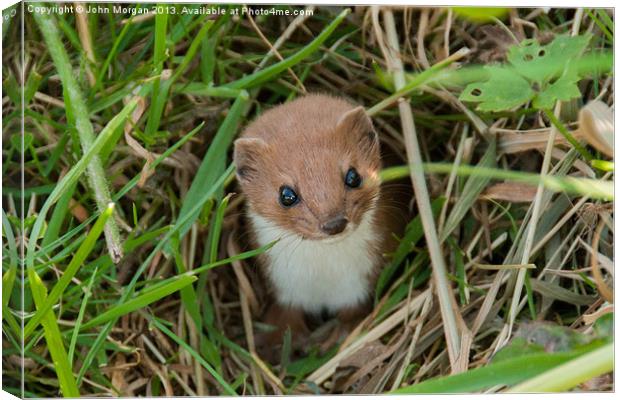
[
  {"xmin": 233, "ymin": 137, "xmax": 268, "ymax": 183},
  {"xmin": 336, "ymin": 106, "xmax": 379, "ymax": 154}
]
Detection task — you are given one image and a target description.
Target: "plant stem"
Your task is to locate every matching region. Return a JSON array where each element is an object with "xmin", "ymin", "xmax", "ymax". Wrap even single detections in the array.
[
  {"xmin": 379, "ymin": 7, "xmax": 461, "ymax": 370},
  {"xmin": 543, "ymin": 108, "xmax": 593, "ymax": 161},
  {"xmin": 367, "ymin": 47, "xmax": 470, "ymax": 117},
  {"xmin": 33, "ymin": 11, "xmax": 124, "ymax": 263},
  {"xmin": 380, "ymin": 163, "xmax": 613, "ymax": 201}
]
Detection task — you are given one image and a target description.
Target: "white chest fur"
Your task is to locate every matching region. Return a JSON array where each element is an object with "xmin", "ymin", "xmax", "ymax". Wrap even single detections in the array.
[{"xmin": 249, "ymin": 210, "xmax": 378, "ymax": 314}]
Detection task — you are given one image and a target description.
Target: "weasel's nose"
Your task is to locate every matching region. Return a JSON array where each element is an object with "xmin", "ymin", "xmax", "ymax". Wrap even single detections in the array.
[{"xmin": 321, "ymin": 217, "xmax": 348, "ymax": 235}]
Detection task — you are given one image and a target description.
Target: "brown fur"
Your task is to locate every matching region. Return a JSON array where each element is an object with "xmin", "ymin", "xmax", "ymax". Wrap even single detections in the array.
[
  {"xmin": 233, "ymin": 94, "xmax": 407, "ymax": 351},
  {"xmin": 234, "ymin": 94, "xmax": 381, "ymax": 239}
]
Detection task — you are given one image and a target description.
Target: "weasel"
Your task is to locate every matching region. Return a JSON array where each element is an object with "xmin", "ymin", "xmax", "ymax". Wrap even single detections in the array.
[{"xmin": 233, "ymin": 94, "xmax": 403, "ymax": 346}]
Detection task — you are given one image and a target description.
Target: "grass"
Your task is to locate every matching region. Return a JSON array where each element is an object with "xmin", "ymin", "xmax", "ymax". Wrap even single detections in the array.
[{"xmin": 2, "ymin": 4, "xmax": 614, "ymax": 396}]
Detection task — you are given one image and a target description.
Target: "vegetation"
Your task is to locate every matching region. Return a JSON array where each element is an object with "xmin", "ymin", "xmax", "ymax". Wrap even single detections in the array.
[{"xmin": 2, "ymin": 3, "xmax": 613, "ymax": 396}]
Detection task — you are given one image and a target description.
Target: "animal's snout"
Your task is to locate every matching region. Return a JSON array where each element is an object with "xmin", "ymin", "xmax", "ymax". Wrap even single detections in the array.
[{"xmin": 321, "ymin": 217, "xmax": 348, "ymax": 235}]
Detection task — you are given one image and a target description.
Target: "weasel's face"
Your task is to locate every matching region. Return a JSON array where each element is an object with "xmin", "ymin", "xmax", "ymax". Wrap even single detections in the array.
[{"xmin": 234, "ymin": 104, "xmax": 381, "ymax": 241}]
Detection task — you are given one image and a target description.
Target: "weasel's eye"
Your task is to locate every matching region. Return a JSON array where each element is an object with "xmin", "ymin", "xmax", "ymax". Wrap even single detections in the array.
[
  {"xmin": 279, "ymin": 186, "xmax": 299, "ymax": 207},
  {"xmin": 344, "ymin": 167, "xmax": 362, "ymax": 188}
]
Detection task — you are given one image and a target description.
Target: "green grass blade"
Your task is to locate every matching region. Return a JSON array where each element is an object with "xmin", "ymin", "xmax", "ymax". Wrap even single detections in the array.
[
  {"xmin": 201, "ymin": 33, "xmax": 217, "ymax": 84},
  {"xmin": 174, "ymin": 82, "xmax": 242, "ymax": 98},
  {"xmin": 188, "ymin": 240, "xmax": 277, "ymax": 277},
  {"xmin": 596, "ymin": 9, "xmax": 614, "ymax": 35},
  {"xmin": 93, "ymin": 17, "xmax": 133, "ymax": 91},
  {"xmin": 153, "ymin": 12, "xmax": 168, "ymax": 69},
  {"xmin": 2, "ymin": 207, "xmax": 19, "ymax": 285},
  {"xmin": 24, "ymin": 203, "xmax": 114, "ymax": 339},
  {"xmin": 170, "ymin": 234, "xmax": 222, "ymax": 368},
  {"xmin": 2, "ymin": 271, "xmax": 20, "ymax": 336},
  {"xmin": 25, "ymin": 98, "xmax": 138, "ymax": 270},
  {"xmin": 543, "ymin": 109, "xmax": 593, "ymax": 161},
  {"xmin": 591, "ymin": 159, "xmax": 613, "ymax": 172},
  {"xmin": 208, "ymin": 194, "xmax": 232, "ymax": 263},
  {"xmin": 28, "ymin": 271, "xmax": 80, "ymax": 397},
  {"xmin": 68, "ymin": 265, "xmax": 99, "ymax": 366},
  {"xmin": 144, "ymin": 80, "xmax": 172, "ymax": 143},
  {"xmin": 170, "ymin": 20, "xmax": 214, "ymax": 82},
  {"xmin": 375, "ymin": 198, "xmax": 443, "ymax": 300},
  {"xmin": 40, "ymin": 183, "xmax": 76, "ymax": 249},
  {"xmin": 4, "ymin": 72, "xmax": 20, "ymax": 107},
  {"xmin": 157, "ymin": 123, "xmax": 204, "ymax": 166},
  {"xmin": 112, "ymin": 120, "xmax": 204, "ymax": 203},
  {"xmin": 139, "ymin": 240, "xmax": 276, "ymax": 298},
  {"xmin": 143, "ymin": 12, "xmax": 169, "ymax": 140},
  {"xmin": 368, "ymin": 47, "xmax": 470, "ymax": 116},
  {"xmin": 174, "ymin": 92, "xmax": 248, "ymax": 240},
  {"xmin": 585, "ymin": 10, "xmax": 613, "ymax": 43},
  {"xmin": 148, "ymin": 316, "xmax": 237, "ymax": 395},
  {"xmin": 524, "ymin": 270, "xmax": 537, "ymax": 319},
  {"xmin": 381, "ymin": 163, "xmax": 613, "ymax": 201},
  {"xmin": 80, "ymin": 274, "xmax": 197, "ymax": 330},
  {"xmin": 450, "ymin": 238, "xmax": 467, "ymax": 305},
  {"xmin": 33, "ymin": 10, "xmax": 124, "ymax": 263},
  {"xmin": 392, "ymin": 349, "xmax": 592, "ymax": 394},
  {"xmin": 223, "ymin": 8, "xmax": 350, "ymax": 90},
  {"xmin": 2, "ymin": 222, "xmax": 20, "ymax": 336},
  {"xmin": 141, "ymin": 15, "xmax": 211, "ymax": 141},
  {"xmin": 77, "ymin": 165, "xmax": 234, "ymax": 383},
  {"xmin": 2, "ymin": 209, "xmax": 21, "ymax": 336},
  {"xmin": 24, "ymin": 70, "xmax": 43, "ymax": 105},
  {"xmin": 170, "ymin": 239, "xmax": 203, "ymax": 327},
  {"xmin": 508, "ymin": 342, "xmax": 613, "ymax": 392},
  {"xmin": 76, "ymin": 216, "xmax": 270, "ymax": 381},
  {"xmin": 440, "ymin": 139, "xmax": 496, "ymax": 242}
]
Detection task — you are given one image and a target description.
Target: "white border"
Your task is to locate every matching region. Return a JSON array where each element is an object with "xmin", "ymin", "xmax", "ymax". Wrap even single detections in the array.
[{"xmin": 0, "ymin": 1, "xmax": 616, "ymax": 399}]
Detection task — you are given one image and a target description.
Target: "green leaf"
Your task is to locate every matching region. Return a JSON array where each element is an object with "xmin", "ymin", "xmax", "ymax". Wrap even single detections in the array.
[
  {"xmin": 460, "ymin": 66, "xmax": 534, "ymax": 112},
  {"xmin": 507, "ymin": 35, "xmax": 592, "ymax": 84},
  {"xmin": 533, "ymin": 72, "xmax": 581, "ymax": 110}
]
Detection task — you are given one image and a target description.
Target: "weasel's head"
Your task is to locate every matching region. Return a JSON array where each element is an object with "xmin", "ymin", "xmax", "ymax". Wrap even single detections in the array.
[{"xmin": 234, "ymin": 100, "xmax": 381, "ymax": 241}]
